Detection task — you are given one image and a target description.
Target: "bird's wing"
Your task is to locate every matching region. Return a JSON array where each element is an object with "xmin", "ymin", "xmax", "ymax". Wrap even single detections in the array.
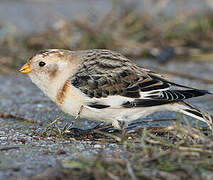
[{"xmin": 70, "ymin": 49, "xmax": 209, "ymax": 109}]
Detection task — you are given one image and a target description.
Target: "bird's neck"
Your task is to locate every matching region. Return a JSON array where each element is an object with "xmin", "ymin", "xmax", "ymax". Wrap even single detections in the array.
[
  {"xmin": 29, "ymin": 70, "xmax": 71, "ymax": 102},
  {"xmin": 48, "ymin": 70, "xmax": 71, "ymax": 101}
]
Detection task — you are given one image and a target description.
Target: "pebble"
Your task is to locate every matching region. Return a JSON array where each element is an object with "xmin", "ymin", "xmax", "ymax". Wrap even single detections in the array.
[
  {"xmin": 0, "ymin": 131, "xmax": 5, "ymax": 135},
  {"xmin": 0, "ymin": 136, "xmax": 7, "ymax": 141},
  {"xmin": 94, "ymin": 144, "xmax": 102, "ymax": 148}
]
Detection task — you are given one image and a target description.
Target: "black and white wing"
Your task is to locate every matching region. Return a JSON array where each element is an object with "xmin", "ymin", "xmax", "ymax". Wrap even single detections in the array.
[{"xmin": 71, "ymin": 49, "xmax": 210, "ymax": 109}]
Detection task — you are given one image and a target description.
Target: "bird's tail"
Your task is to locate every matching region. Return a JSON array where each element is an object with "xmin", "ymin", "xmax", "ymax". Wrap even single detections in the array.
[{"xmin": 174, "ymin": 101, "xmax": 213, "ymax": 129}]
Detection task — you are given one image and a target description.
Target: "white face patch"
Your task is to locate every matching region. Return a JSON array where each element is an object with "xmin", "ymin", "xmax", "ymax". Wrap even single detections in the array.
[{"xmin": 57, "ymin": 61, "xmax": 68, "ymax": 71}]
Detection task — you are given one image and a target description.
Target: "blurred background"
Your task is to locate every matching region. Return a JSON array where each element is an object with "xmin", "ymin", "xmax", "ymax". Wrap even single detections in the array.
[{"xmin": 0, "ymin": 0, "xmax": 212, "ymax": 73}]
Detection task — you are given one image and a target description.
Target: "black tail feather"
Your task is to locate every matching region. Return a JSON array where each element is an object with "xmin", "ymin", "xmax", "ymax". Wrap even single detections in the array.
[
  {"xmin": 179, "ymin": 102, "xmax": 213, "ymax": 129},
  {"xmin": 149, "ymin": 74, "xmax": 213, "ymax": 96},
  {"xmin": 174, "ymin": 89, "xmax": 211, "ymax": 99}
]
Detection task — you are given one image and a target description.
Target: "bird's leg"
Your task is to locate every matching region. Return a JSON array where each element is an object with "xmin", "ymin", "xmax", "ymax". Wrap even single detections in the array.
[
  {"xmin": 64, "ymin": 122, "xmax": 116, "ymax": 137},
  {"xmin": 63, "ymin": 107, "xmax": 117, "ymax": 137},
  {"xmin": 112, "ymin": 120, "xmax": 128, "ymax": 137},
  {"xmin": 62, "ymin": 105, "xmax": 84, "ymax": 134},
  {"xmin": 120, "ymin": 121, "xmax": 126, "ymax": 135},
  {"xmin": 62, "ymin": 105, "xmax": 110, "ymax": 136}
]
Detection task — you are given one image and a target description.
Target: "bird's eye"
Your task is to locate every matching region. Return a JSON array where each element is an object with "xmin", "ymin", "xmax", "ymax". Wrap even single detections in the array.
[{"xmin": 39, "ymin": 61, "xmax": 46, "ymax": 67}]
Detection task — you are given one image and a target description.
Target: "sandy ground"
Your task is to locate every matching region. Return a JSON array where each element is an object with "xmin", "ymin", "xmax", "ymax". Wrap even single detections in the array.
[{"xmin": 0, "ymin": 59, "xmax": 213, "ymax": 179}]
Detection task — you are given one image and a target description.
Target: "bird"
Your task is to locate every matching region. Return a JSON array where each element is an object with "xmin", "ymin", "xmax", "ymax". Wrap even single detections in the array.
[{"xmin": 19, "ymin": 49, "xmax": 213, "ymax": 130}]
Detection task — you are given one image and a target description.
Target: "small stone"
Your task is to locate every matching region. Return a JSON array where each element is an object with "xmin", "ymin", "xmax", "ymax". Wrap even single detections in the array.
[
  {"xmin": 56, "ymin": 149, "xmax": 66, "ymax": 155},
  {"xmin": 12, "ymin": 167, "xmax": 21, "ymax": 172},
  {"xmin": 0, "ymin": 136, "xmax": 7, "ymax": 141},
  {"xmin": 94, "ymin": 144, "xmax": 102, "ymax": 148},
  {"xmin": 37, "ymin": 104, "xmax": 44, "ymax": 108},
  {"xmin": 43, "ymin": 150, "xmax": 49, "ymax": 155},
  {"xmin": 18, "ymin": 138, "xmax": 27, "ymax": 144},
  {"xmin": 0, "ymin": 131, "xmax": 5, "ymax": 135},
  {"xmin": 33, "ymin": 137, "xmax": 40, "ymax": 141}
]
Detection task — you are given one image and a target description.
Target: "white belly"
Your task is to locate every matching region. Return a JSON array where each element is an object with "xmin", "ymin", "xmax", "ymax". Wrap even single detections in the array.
[
  {"xmin": 79, "ymin": 104, "xmax": 175, "ymax": 124},
  {"xmin": 58, "ymin": 85, "xmax": 177, "ymax": 125}
]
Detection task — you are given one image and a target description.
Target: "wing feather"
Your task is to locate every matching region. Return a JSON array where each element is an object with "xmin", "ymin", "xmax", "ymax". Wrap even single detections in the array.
[{"xmin": 70, "ymin": 49, "xmax": 210, "ymax": 109}]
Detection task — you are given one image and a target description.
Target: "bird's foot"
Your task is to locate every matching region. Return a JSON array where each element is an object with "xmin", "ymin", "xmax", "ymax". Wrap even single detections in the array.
[
  {"xmin": 62, "ymin": 123, "xmax": 119, "ymax": 139},
  {"xmin": 62, "ymin": 127, "xmax": 94, "ymax": 138},
  {"xmin": 41, "ymin": 118, "xmax": 61, "ymax": 136}
]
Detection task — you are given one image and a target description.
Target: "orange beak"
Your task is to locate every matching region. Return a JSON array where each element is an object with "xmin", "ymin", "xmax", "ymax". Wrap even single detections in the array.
[{"xmin": 19, "ymin": 63, "xmax": 32, "ymax": 74}]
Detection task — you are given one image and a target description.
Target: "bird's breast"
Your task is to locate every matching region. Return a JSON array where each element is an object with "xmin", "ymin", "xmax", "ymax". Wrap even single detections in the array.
[{"xmin": 55, "ymin": 83, "xmax": 86, "ymax": 117}]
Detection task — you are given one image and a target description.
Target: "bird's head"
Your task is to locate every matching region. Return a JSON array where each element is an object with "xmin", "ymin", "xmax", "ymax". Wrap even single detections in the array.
[
  {"xmin": 19, "ymin": 49, "xmax": 79, "ymax": 97},
  {"xmin": 20, "ymin": 49, "xmax": 71, "ymax": 75}
]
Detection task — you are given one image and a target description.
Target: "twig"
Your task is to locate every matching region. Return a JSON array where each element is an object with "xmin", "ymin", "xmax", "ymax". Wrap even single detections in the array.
[
  {"xmin": 0, "ymin": 113, "xmax": 36, "ymax": 123},
  {"xmin": 147, "ymin": 133, "xmax": 175, "ymax": 147},
  {"xmin": 138, "ymin": 125, "xmax": 175, "ymax": 133},
  {"xmin": 178, "ymin": 146, "xmax": 213, "ymax": 154},
  {"xmin": 93, "ymin": 130, "xmax": 122, "ymax": 142},
  {"xmin": 106, "ymin": 172, "xmax": 120, "ymax": 180},
  {"xmin": 125, "ymin": 160, "xmax": 137, "ymax": 180},
  {"xmin": 144, "ymin": 118, "xmax": 177, "ymax": 122},
  {"xmin": 0, "ymin": 146, "xmax": 21, "ymax": 151},
  {"xmin": 187, "ymin": 53, "xmax": 213, "ymax": 62},
  {"xmin": 141, "ymin": 150, "xmax": 172, "ymax": 163},
  {"xmin": 41, "ymin": 117, "xmax": 61, "ymax": 136}
]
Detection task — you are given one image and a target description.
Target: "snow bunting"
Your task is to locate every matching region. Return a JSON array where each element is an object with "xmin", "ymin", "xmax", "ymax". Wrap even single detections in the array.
[{"xmin": 19, "ymin": 49, "xmax": 212, "ymax": 129}]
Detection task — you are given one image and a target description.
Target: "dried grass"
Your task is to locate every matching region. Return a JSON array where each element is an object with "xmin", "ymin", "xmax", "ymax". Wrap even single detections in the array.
[{"xmin": 31, "ymin": 118, "xmax": 213, "ymax": 180}]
